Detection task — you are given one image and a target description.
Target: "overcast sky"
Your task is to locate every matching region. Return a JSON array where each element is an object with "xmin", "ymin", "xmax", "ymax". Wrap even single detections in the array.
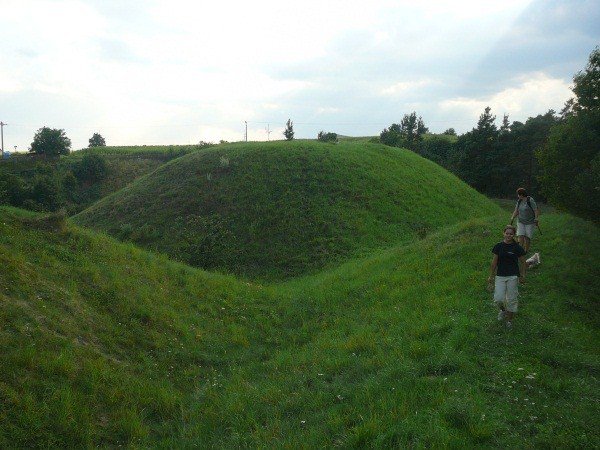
[{"xmin": 1, "ymin": 0, "xmax": 598, "ymax": 151}]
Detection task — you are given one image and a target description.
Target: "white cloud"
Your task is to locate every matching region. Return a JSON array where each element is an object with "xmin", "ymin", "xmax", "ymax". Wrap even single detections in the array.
[
  {"xmin": 380, "ymin": 79, "xmax": 436, "ymax": 96},
  {"xmin": 439, "ymin": 72, "xmax": 571, "ymax": 123},
  {"xmin": 0, "ymin": 0, "xmax": 595, "ymax": 150},
  {"xmin": 0, "ymin": 74, "xmax": 22, "ymax": 93},
  {"xmin": 316, "ymin": 107, "xmax": 341, "ymax": 114}
]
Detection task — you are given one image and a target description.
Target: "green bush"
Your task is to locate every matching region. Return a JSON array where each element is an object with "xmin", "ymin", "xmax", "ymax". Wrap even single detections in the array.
[
  {"xmin": 317, "ymin": 131, "xmax": 338, "ymax": 143},
  {"xmin": 73, "ymin": 154, "xmax": 108, "ymax": 184},
  {"xmin": 30, "ymin": 174, "xmax": 64, "ymax": 211},
  {"xmin": 418, "ymin": 136, "xmax": 454, "ymax": 167},
  {"xmin": 0, "ymin": 172, "xmax": 28, "ymax": 206}
]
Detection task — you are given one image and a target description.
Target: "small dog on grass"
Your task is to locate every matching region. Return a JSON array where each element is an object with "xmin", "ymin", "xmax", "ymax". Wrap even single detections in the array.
[{"xmin": 526, "ymin": 252, "xmax": 540, "ymax": 268}]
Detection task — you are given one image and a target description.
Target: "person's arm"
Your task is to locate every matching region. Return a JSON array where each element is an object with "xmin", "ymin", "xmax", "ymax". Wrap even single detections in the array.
[
  {"xmin": 510, "ymin": 206, "xmax": 518, "ymax": 224},
  {"xmin": 488, "ymin": 255, "xmax": 498, "ymax": 283},
  {"xmin": 518, "ymin": 255, "xmax": 527, "ymax": 283},
  {"xmin": 534, "ymin": 207, "xmax": 540, "ymax": 223}
]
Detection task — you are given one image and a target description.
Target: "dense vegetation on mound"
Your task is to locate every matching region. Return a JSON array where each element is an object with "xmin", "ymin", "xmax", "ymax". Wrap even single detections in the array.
[
  {"xmin": 0, "ymin": 145, "xmax": 206, "ymax": 214},
  {"xmin": 1, "ymin": 206, "xmax": 598, "ymax": 447},
  {"xmin": 74, "ymin": 140, "xmax": 500, "ymax": 279}
]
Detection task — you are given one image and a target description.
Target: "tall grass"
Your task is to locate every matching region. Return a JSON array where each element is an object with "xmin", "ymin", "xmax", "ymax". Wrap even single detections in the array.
[{"xmin": 1, "ymin": 205, "xmax": 598, "ymax": 447}]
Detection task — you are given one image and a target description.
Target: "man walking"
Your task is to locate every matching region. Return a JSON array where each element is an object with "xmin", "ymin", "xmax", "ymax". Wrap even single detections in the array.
[{"xmin": 510, "ymin": 187, "xmax": 540, "ymax": 253}]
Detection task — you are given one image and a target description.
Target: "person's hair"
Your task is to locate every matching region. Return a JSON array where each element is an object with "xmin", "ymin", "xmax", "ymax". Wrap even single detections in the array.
[
  {"xmin": 504, "ymin": 224, "xmax": 517, "ymax": 243},
  {"xmin": 516, "ymin": 187, "xmax": 527, "ymax": 197}
]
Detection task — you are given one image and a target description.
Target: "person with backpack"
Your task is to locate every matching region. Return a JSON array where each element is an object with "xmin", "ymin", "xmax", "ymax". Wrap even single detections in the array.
[
  {"xmin": 510, "ymin": 187, "xmax": 540, "ymax": 253},
  {"xmin": 488, "ymin": 224, "xmax": 527, "ymax": 328}
]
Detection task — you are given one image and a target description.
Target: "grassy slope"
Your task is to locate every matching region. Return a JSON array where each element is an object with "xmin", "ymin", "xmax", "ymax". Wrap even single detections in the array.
[
  {"xmin": 73, "ymin": 140, "xmax": 500, "ymax": 280},
  {"xmin": 179, "ymin": 212, "xmax": 599, "ymax": 448},
  {"xmin": 1, "ymin": 206, "xmax": 598, "ymax": 447},
  {"xmin": 66, "ymin": 145, "xmax": 207, "ymax": 213},
  {"xmin": 0, "ymin": 145, "xmax": 204, "ymax": 214},
  {"xmin": 0, "ymin": 207, "xmax": 282, "ymax": 447}
]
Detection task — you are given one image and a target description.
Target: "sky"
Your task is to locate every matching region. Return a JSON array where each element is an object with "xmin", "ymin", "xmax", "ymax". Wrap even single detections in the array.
[{"xmin": 0, "ymin": 0, "xmax": 598, "ymax": 152}]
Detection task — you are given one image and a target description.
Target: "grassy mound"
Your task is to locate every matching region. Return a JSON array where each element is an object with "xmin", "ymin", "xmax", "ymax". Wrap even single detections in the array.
[
  {"xmin": 73, "ymin": 140, "xmax": 500, "ymax": 279},
  {"xmin": 0, "ymin": 207, "xmax": 280, "ymax": 447},
  {"xmin": 1, "ymin": 206, "xmax": 598, "ymax": 447}
]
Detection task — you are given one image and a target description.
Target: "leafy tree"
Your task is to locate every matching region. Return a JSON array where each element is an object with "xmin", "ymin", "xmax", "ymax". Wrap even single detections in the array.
[
  {"xmin": 379, "ymin": 123, "xmax": 403, "ymax": 147},
  {"xmin": 500, "ymin": 114, "xmax": 510, "ymax": 134},
  {"xmin": 503, "ymin": 111, "xmax": 558, "ymax": 196},
  {"xmin": 572, "ymin": 46, "xmax": 600, "ymax": 112},
  {"xmin": 88, "ymin": 133, "xmax": 106, "ymax": 147},
  {"xmin": 29, "ymin": 127, "xmax": 71, "ymax": 157},
  {"xmin": 454, "ymin": 107, "xmax": 502, "ymax": 194},
  {"xmin": 443, "ymin": 128, "xmax": 456, "ymax": 136},
  {"xmin": 418, "ymin": 135, "xmax": 454, "ymax": 167},
  {"xmin": 317, "ymin": 131, "xmax": 338, "ymax": 143},
  {"xmin": 559, "ymin": 98, "xmax": 576, "ymax": 121},
  {"xmin": 400, "ymin": 112, "xmax": 428, "ymax": 150},
  {"xmin": 284, "ymin": 119, "xmax": 294, "ymax": 140},
  {"xmin": 537, "ymin": 47, "xmax": 599, "ymax": 221},
  {"xmin": 380, "ymin": 112, "xmax": 428, "ymax": 150}
]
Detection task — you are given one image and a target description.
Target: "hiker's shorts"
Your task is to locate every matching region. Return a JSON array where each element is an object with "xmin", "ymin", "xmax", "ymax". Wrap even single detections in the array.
[
  {"xmin": 517, "ymin": 222, "xmax": 535, "ymax": 239},
  {"xmin": 494, "ymin": 275, "xmax": 519, "ymax": 312}
]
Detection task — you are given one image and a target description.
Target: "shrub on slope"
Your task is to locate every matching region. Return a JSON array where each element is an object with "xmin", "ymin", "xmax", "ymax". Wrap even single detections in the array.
[{"xmin": 74, "ymin": 141, "xmax": 500, "ymax": 279}]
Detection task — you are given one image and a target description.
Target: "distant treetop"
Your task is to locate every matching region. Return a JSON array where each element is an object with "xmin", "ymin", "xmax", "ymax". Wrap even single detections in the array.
[
  {"xmin": 284, "ymin": 119, "xmax": 294, "ymax": 141},
  {"xmin": 88, "ymin": 132, "xmax": 106, "ymax": 148},
  {"xmin": 30, "ymin": 127, "xmax": 71, "ymax": 157},
  {"xmin": 443, "ymin": 128, "xmax": 456, "ymax": 136}
]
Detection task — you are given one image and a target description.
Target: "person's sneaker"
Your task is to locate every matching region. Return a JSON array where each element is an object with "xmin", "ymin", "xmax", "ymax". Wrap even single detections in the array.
[
  {"xmin": 506, "ymin": 321, "xmax": 513, "ymax": 329},
  {"xmin": 497, "ymin": 310, "xmax": 505, "ymax": 321}
]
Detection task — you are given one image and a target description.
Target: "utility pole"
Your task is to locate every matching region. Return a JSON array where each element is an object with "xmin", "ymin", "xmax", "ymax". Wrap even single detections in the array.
[
  {"xmin": 244, "ymin": 121, "xmax": 248, "ymax": 142},
  {"xmin": 0, "ymin": 122, "xmax": 6, "ymax": 159},
  {"xmin": 265, "ymin": 124, "xmax": 271, "ymax": 141}
]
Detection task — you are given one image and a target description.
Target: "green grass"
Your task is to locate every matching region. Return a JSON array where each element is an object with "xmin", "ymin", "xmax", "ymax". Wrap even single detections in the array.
[
  {"xmin": 73, "ymin": 144, "xmax": 207, "ymax": 157},
  {"xmin": 1, "ymin": 205, "xmax": 598, "ymax": 447},
  {"xmin": 1, "ymin": 145, "xmax": 210, "ymax": 215},
  {"xmin": 66, "ymin": 145, "xmax": 214, "ymax": 207},
  {"xmin": 73, "ymin": 140, "xmax": 500, "ymax": 280},
  {"xmin": 0, "ymin": 206, "xmax": 282, "ymax": 447}
]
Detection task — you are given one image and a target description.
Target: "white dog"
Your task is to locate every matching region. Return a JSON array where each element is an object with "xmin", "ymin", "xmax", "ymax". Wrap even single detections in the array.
[{"xmin": 526, "ymin": 252, "xmax": 541, "ymax": 268}]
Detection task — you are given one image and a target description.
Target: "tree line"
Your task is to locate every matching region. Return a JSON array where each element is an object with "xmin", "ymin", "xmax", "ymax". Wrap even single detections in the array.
[
  {"xmin": 1, "ymin": 48, "xmax": 597, "ymax": 222},
  {"xmin": 377, "ymin": 47, "xmax": 599, "ymax": 222}
]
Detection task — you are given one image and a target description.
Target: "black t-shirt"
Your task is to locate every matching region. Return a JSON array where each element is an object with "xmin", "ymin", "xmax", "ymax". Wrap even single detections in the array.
[{"xmin": 492, "ymin": 241, "xmax": 526, "ymax": 277}]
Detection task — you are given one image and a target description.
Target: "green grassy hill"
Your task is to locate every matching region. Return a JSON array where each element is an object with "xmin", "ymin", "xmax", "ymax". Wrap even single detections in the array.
[
  {"xmin": 1, "ymin": 206, "xmax": 598, "ymax": 447},
  {"xmin": 73, "ymin": 140, "xmax": 500, "ymax": 279}
]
